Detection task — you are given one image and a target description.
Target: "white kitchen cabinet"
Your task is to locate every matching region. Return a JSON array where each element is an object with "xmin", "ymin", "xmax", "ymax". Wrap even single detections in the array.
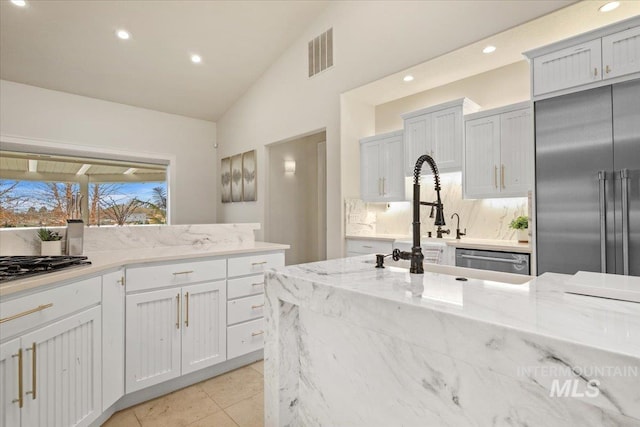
[
  {"xmin": 0, "ymin": 338, "xmax": 21, "ymax": 427},
  {"xmin": 346, "ymin": 238, "xmax": 393, "ymax": 257},
  {"xmin": 402, "ymin": 98, "xmax": 480, "ymax": 176},
  {"xmin": 464, "ymin": 103, "xmax": 532, "ymax": 199},
  {"xmin": 125, "ymin": 279, "xmax": 226, "ymax": 392},
  {"xmin": 532, "ymin": 39, "xmax": 602, "ymax": 96},
  {"xmin": 602, "ymin": 26, "xmax": 640, "ymax": 79},
  {"xmin": 181, "ymin": 281, "xmax": 226, "ymax": 375},
  {"xmin": 125, "ymin": 288, "xmax": 183, "ymax": 392},
  {"xmin": 101, "ymin": 269, "xmax": 125, "ymax": 411},
  {"xmin": 526, "ymin": 18, "xmax": 640, "ymax": 98},
  {"xmin": 360, "ymin": 130, "xmax": 405, "ymax": 202},
  {"xmin": 21, "ymin": 306, "xmax": 102, "ymax": 427},
  {"xmin": 0, "ymin": 277, "xmax": 101, "ymax": 427}
]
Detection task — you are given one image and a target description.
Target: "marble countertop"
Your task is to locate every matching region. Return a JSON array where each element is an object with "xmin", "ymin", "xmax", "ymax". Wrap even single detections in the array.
[
  {"xmin": 347, "ymin": 234, "xmax": 533, "ymax": 253},
  {"xmin": 269, "ymin": 256, "xmax": 639, "ymax": 359},
  {"xmin": 1, "ymin": 241, "xmax": 289, "ymax": 298}
]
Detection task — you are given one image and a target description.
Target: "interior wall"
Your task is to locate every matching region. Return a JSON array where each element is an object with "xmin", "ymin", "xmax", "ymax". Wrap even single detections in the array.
[
  {"xmin": 375, "ymin": 61, "xmax": 530, "ymax": 134},
  {"xmin": 215, "ymin": 1, "xmax": 571, "ymax": 257},
  {"xmin": 0, "ymin": 80, "xmax": 217, "ymax": 225},
  {"xmin": 267, "ymin": 132, "xmax": 326, "ymax": 265}
]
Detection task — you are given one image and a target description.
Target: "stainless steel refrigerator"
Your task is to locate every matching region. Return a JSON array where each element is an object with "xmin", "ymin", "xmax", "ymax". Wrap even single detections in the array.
[{"xmin": 535, "ymin": 79, "xmax": 640, "ymax": 276}]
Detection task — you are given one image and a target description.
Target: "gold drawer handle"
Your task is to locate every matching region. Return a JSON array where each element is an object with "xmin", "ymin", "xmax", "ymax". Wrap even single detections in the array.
[
  {"xmin": 251, "ymin": 304, "xmax": 265, "ymax": 310},
  {"xmin": 172, "ymin": 270, "xmax": 194, "ymax": 275},
  {"xmin": 0, "ymin": 303, "xmax": 53, "ymax": 324},
  {"xmin": 251, "ymin": 282, "xmax": 264, "ymax": 287},
  {"xmin": 251, "ymin": 330, "xmax": 264, "ymax": 337},
  {"xmin": 176, "ymin": 293, "xmax": 180, "ymax": 329},
  {"xmin": 251, "ymin": 261, "xmax": 267, "ymax": 266}
]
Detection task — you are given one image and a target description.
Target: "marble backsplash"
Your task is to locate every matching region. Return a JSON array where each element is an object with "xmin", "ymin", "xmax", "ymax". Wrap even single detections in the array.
[
  {"xmin": 346, "ymin": 172, "xmax": 529, "ymax": 240},
  {"xmin": 0, "ymin": 223, "xmax": 259, "ymax": 255}
]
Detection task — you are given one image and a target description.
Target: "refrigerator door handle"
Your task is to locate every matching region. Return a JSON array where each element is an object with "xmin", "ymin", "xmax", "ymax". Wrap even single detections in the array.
[
  {"xmin": 621, "ymin": 169, "xmax": 630, "ymax": 276},
  {"xmin": 598, "ymin": 171, "xmax": 607, "ymax": 273}
]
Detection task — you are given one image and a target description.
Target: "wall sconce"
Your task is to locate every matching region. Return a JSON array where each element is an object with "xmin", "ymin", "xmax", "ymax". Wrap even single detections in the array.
[{"xmin": 284, "ymin": 159, "xmax": 296, "ymax": 174}]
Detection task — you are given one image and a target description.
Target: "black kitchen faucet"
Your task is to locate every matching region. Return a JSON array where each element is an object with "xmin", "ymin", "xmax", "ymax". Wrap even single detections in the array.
[{"xmin": 392, "ymin": 154, "xmax": 448, "ymax": 274}]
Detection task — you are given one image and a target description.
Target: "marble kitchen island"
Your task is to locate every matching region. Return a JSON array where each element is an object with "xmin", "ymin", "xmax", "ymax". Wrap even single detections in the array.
[{"xmin": 264, "ymin": 256, "xmax": 640, "ymax": 427}]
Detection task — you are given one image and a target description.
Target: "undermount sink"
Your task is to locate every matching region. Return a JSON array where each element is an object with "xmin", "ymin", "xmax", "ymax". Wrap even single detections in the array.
[{"xmin": 366, "ymin": 257, "xmax": 532, "ymax": 285}]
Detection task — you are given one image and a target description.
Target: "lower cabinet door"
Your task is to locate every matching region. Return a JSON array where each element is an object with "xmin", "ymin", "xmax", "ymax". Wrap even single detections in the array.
[
  {"xmin": 21, "ymin": 306, "xmax": 102, "ymax": 427},
  {"xmin": 227, "ymin": 318, "xmax": 265, "ymax": 359},
  {"xmin": 181, "ymin": 281, "xmax": 227, "ymax": 375},
  {"xmin": 0, "ymin": 338, "xmax": 21, "ymax": 427},
  {"xmin": 126, "ymin": 288, "xmax": 182, "ymax": 393}
]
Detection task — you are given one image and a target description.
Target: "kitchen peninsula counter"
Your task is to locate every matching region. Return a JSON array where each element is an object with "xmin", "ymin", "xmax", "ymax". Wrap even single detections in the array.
[
  {"xmin": 1, "ymin": 241, "xmax": 289, "ymax": 297},
  {"xmin": 264, "ymin": 256, "xmax": 640, "ymax": 426}
]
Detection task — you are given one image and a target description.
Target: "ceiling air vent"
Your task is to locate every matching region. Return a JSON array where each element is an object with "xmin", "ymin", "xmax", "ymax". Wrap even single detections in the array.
[{"xmin": 308, "ymin": 28, "xmax": 333, "ymax": 77}]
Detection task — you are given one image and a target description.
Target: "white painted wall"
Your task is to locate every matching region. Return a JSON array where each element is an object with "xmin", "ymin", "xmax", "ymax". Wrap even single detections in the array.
[
  {"xmin": 215, "ymin": 1, "xmax": 568, "ymax": 258},
  {"xmin": 267, "ymin": 132, "xmax": 325, "ymax": 265},
  {"xmin": 0, "ymin": 80, "xmax": 217, "ymax": 224},
  {"xmin": 375, "ymin": 61, "xmax": 530, "ymax": 133}
]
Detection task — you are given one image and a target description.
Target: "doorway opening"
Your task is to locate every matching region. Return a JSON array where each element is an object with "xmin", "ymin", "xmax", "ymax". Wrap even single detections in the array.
[{"xmin": 266, "ymin": 130, "xmax": 326, "ymax": 265}]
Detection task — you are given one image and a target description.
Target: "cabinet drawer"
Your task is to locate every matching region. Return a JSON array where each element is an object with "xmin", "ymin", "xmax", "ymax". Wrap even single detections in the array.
[
  {"xmin": 227, "ymin": 318, "xmax": 265, "ymax": 359},
  {"xmin": 346, "ymin": 239, "xmax": 393, "ymax": 255},
  {"xmin": 0, "ymin": 276, "xmax": 101, "ymax": 340},
  {"xmin": 126, "ymin": 258, "xmax": 226, "ymax": 292},
  {"xmin": 227, "ymin": 252, "xmax": 284, "ymax": 278},
  {"xmin": 228, "ymin": 275, "xmax": 264, "ymax": 300},
  {"xmin": 227, "ymin": 294, "xmax": 264, "ymax": 325}
]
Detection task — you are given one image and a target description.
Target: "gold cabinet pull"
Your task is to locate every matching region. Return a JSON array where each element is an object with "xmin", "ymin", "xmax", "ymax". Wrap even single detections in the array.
[
  {"xmin": 251, "ymin": 304, "xmax": 265, "ymax": 310},
  {"xmin": 382, "ymin": 177, "xmax": 386, "ymax": 195},
  {"xmin": 494, "ymin": 166, "xmax": 498, "ymax": 189},
  {"xmin": 117, "ymin": 276, "xmax": 125, "ymax": 286},
  {"xmin": 251, "ymin": 282, "xmax": 264, "ymax": 287},
  {"xmin": 606, "ymin": 65, "xmax": 611, "ymax": 74},
  {"xmin": 0, "ymin": 303, "xmax": 53, "ymax": 324},
  {"xmin": 594, "ymin": 67, "xmax": 598, "ymax": 77},
  {"xmin": 501, "ymin": 165, "xmax": 506, "ymax": 189},
  {"xmin": 184, "ymin": 292, "xmax": 189, "ymax": 327},
  {"xmin": 251, "ymin": 330, "xmax": 264, "ymax": 337},
  {"xmin": 11, "ymin": 349, "xmax": 23, "ymax": 408},
  {"xmin": 251, "ymin": 261, "xmax": 267, "ymax": 266},
  {"xmin": 25, "ymin": 343, "xmax": 36, "ymax": 400},
  {"xmin": 172, "ymin": 270, "xmax": 193, "ymax": 276},
  {"xmin": 175, "ymin": 293, "xmax": 180, "ymax": 329},
  {"xmin": 378, "ymin": 177, "xmax": 382, "ymax": 195}
]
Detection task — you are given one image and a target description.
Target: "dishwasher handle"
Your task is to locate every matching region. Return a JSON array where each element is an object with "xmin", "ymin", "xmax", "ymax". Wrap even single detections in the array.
[{"xmin": 459, "ymin": 254, "xmax": 525, "ymax": 265}]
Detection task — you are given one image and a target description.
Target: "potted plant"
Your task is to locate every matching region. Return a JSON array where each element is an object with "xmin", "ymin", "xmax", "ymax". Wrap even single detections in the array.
[
  {"xmin": 38, "ymin": 228, "xmax": 63, "ymax": 256},
  {"xmin": 509, "ymin": 216, "xmax": 529, "ymax": 243}
]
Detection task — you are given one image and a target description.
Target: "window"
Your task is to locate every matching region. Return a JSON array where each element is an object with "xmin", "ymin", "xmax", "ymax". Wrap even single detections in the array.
[{"xmin": 0, "ymin": 151, "xmax": 168, "ymax": 228}]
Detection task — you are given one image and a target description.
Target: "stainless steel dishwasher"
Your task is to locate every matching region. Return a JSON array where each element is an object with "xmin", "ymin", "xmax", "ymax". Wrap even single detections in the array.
[{"xmin": 455, "ymin": 248, "xmax": 530, "ymax": 275}]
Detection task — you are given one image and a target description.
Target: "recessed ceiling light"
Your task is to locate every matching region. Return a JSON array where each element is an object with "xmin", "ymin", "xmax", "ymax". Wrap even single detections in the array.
[
  {"xmin": 11, "ymin": 0, "xmax": 27, "ymax": 7},
  {"xmin": 403, "ymin": 75, "xmax": 414, "ymax": 82},
  {"xmin": 191, "ymin": 54, "xmax": 202, "ymax": 64},
  {"xmin": 116, "ymin": 30, "xmax": 130, "ymax": 40},
  {"xmin": 599, "ymin": 1, "xmax": 620, "ymax": 12},
  {"xmin": 482, "ymin": 45, "xmax": 497, "ymax": 54}
]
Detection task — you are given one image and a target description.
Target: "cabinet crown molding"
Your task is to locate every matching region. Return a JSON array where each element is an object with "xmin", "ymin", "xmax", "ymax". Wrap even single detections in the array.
[{"xmin": 400, "ymin": 97, "xmax": 480, "ymax": 120}]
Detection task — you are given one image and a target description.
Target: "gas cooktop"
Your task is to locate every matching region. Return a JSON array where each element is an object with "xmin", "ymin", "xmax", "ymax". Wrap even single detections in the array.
[{"xmin": 0, "ymin": 256, "xmax": 92, "ymax": 283}]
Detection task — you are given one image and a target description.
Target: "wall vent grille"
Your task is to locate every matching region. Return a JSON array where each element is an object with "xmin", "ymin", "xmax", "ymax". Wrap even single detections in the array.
[{"xmin": 308, "ymin": 28, "xmax": 333, "ymax": 77}]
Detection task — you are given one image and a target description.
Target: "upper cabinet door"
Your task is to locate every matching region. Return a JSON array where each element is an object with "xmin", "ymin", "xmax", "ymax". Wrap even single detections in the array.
[
  {"xmin": 500, "ymin": 108, "xmax": 532, "ymax": 196},
  {"xmin": 464, "ymin": 116, "xmax": 501, "ymax": 198},
  {"xmin": 380, "ymin": 134, "xmax": 405, "ymax": 201},
  {"xmin": 602, "ymin": 26, "xmax": 640, "ymax": 80},
  {"xmin": 533, "ymin": 39, "xmax": 602, "ymax": 96},
  {"xmin": 360, "ymin": 140, "xmax": 382, "ymax": 202},
  {"xmin": 403, "ymin": 115, "xmax": 431, "ymax": 176},
  {"xmin": 431, "ymin": 106, "xmax": 462, "ymax": 171}
]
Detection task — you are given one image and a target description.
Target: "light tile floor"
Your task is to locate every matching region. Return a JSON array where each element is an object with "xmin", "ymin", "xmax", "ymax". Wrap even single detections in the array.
[{"xmin": 103, "ymin": 361, "xmax": 265, "ymax": 427}]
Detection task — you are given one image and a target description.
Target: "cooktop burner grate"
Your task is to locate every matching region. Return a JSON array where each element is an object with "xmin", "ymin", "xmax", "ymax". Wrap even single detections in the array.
[{"xmin": 0, "ymin": 256, "xmax": 91, "ymax": 283}]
